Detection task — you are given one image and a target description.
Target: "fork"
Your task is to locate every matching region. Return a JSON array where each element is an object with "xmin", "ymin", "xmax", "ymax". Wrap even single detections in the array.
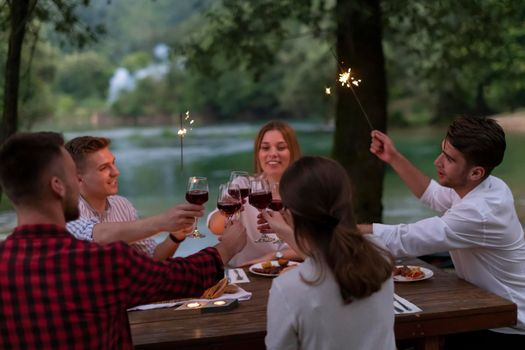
[{"xmin": 234, "ymin": 269, "xmax": 243, "ymax": 281}]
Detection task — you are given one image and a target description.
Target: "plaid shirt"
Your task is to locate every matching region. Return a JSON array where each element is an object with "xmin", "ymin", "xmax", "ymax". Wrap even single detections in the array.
[{"xmin": 0, "ymin": 224, "xmax": 224, "ymax": 350}]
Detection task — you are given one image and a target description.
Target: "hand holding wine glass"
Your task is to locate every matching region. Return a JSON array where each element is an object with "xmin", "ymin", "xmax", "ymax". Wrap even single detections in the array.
[{"xmin": 186, "ymin": 176, "xmax": 209, "ymax": 238}]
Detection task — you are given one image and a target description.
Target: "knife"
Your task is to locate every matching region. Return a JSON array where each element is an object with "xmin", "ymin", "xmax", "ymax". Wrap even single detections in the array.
[
  {"xmin": 393, "ymin": 304, "xmax": 404, "ymax": 313},
  {"xmin": 394, "ymin": 296, "xmax": 411, "ymax": 311}
]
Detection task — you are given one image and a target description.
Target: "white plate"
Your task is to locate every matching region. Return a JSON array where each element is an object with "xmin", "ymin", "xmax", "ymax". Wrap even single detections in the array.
[
  {"xmin": 393, "ymin": 265, "xmax": 434, "ymax": 282},
  {"xmin": 248, "ymin": 260, "xmax": 299, "ymax": 277}
]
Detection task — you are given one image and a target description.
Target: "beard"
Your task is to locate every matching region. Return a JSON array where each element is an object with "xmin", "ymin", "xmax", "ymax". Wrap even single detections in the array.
[
  {"xmin": 63, "ymin": 183, "xmax": 80, "ymax": 222},
  {"xmin": 64, "ymin": 202, "xmax": 80, "ymax": 222}
]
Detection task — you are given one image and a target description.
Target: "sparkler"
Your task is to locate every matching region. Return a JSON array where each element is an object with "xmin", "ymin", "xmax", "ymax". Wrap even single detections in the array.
[
  {"xmin": 338, "ymin": 68, "xmax": 361, "ymax": 88},
  {"xmin": 329, "ymin": 48, "xmax": 374, "ymax": 130},
  {"xmin": 178, "ymin": 110, "xmax": 194, "ymax": 170}
]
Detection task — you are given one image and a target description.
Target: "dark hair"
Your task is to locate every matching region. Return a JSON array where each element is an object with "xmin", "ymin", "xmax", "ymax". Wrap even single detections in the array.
[
  {"xmin": 65, "ymin": 136, "xmax": 111, "ymax": 172},
  {"xmin": 280, "ymin": 156, "xmax": 393, "ymax": 303},
  {"xmin": 446, "ymin": 116, "xmax": 506, "ymax": 175},
  {"xmin": 0, "ymin": 132, "xmax": 64, "ymax": 204},
  {"xmin": 253, "ymin": 120, "xmax": 301, "ymax": 174}
]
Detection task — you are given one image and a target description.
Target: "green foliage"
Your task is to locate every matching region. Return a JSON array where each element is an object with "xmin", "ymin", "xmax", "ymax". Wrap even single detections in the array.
[
  {"xmin": 54, "ymin": 51, "xmax": 113, "ymax": 100},
  {"xmin": 382, "ymin": 0, "xmax": 525, "ymax": 122},
  {"xmin": 76, "ymin": 0, "xmax": 214, "ymax": 61},
  {"xmin": 183, "ymin": 0, "xmax": 334, "ymax": 78},
  {"xmin": 111, "ymin": 77, "xmax": 169, "ymax": 122},
  {"xmin": 4, "ymin": 0, "xmax": 525, "ymax": 130},
  {"xmin": 122, "ymin": 51, "xmax": 152, "ymax": 72},
  {"xmin": 37, "ymin": 0, "xmax": 104, "ymax": 50},
  {"xmin": 17, "ymin": 40, "xmax": 59, "ymax": 129}
]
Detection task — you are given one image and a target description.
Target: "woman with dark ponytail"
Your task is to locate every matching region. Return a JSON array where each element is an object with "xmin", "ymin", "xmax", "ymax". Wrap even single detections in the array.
[{"xmin": 264, "ymin": 156, "xmax": 395, "ymax": 350}]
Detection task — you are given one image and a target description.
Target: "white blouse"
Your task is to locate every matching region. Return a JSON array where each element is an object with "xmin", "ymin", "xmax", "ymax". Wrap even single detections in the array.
[{"xmin": 266, "ymin": 258, "xmax": 395, "ymax": 350}]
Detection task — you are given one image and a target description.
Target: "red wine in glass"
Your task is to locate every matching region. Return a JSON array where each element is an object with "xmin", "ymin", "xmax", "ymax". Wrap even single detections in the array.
[
  {"xmin": 230, "ymin": 171, "xmax": 251, "ymax": 199},
  {"xmin": 217, "ymin": 202, "xmax": 242, "ymax": 216},
  {"xmin": 227, "ymin": 189, "xmax": 241, "ymax": 200},
  {"xmin": 268, "ymin": 199, "xmax": 283, "ymax": 211},
  {"xmin": 250, "ymin": 178, "xmax": 275, "ymax": 243},
  {"xmin": 218, "ymin": 182, "xmax": 242, "ymax": 223},
  {"xmin": 249, "ymin": 191, "xmax": 272, "ymax": 210},
  {"xmin": 239, "ymin": 187, "xmax": 250, "ymax": 199},
  {"xmin": 186, "ymin": 176, "xmax": 208, "ymax": 238},
  {"xmin": 186, "ymin": 190, "xmax": 209, "ymax": 205}
]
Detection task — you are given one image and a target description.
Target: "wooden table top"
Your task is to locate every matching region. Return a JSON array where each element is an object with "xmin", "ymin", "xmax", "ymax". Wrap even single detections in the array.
[
  {"xmin": 394, "ymin": 259, "xmax": 517, "ymax": 340},
  {"xmin": 129, "ymin": 259, "xmax": 517, "ymax": 350}
]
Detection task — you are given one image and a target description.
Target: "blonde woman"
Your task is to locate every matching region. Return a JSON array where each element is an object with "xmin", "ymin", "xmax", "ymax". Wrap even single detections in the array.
[{"xmin": 207, "ymin": 120, "xmax": 302, "ymax": 267}]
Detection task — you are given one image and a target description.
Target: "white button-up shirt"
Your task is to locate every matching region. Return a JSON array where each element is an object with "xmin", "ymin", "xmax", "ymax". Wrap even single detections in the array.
[{"xmin": 374, "ymin": 176, "xmax": 525, "ymax": 334}]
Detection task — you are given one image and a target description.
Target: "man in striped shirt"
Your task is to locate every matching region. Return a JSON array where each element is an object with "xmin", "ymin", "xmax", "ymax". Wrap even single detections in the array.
[{"xmin": 65, "ymin": 136, "xmax": 192, "ymax": 260}]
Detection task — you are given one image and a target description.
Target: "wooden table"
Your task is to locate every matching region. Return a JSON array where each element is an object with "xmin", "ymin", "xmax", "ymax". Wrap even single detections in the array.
[
  {"xmin": 394, "ymin": 259, "xmax": 517, "ymax": 349},
  {"xmin": 129, "ymin": 260, "xmax": 517, "ymax": 350}
]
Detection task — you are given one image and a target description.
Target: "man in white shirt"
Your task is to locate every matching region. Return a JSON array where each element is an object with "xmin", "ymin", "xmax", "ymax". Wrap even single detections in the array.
[
  {"xmin": 359, "ymin": 116, "xmax": 525, "ymax": 348},
  {"xmin": 65, "ymin": 136, "xmax": 199, "ymax": 261}
]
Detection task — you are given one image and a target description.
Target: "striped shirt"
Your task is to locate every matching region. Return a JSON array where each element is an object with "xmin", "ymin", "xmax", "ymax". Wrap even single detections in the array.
[{"xmin": 66, "ymin": 195, "xmax": 157, "ymax": 257}]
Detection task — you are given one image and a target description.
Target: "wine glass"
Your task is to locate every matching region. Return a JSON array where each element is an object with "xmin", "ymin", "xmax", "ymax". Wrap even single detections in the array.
[
  {"xmin": 248, "ymin": 178, "xmax": 274, "ymax": 243},
  {"xmin": 229, "ymin": 171, "xmax": 251, "ymax": 199},
  {"xmin": 268, "ymin": 182, "xmax": 284, "ymax": 245},
  {"xmin": 268, "ymin": 182, "xmax": 282, "ymax": 211},
  {"xmin": 230, "ymin": 171, "xmax": 251, "ymax": 220},
  {"xmin": 217, "ymin": 182, "xmax": 242, "ymax": 224},
  {"xmin": 186, "ymin": 176, "xmax": 209, "ymax": 238}
]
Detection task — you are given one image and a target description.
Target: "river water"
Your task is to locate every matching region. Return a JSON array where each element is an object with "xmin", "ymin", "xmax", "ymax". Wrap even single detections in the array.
[{"xmin": 1, "ymin": 122, "xmax": 524, "ymax": 257}]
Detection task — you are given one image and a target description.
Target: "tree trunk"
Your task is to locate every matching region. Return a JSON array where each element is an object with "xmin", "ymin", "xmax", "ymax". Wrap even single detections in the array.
[
  {"xmin": 1, "ymin": 1, "xmax": 30, "ymax": 144},
  {"xmin": 0, "ymin": 0, "xmax": 31, "ymax": 203},
  {"xmin": 332, "ymin": 0, "xmax": 387, "ymax": 223},
  {"xmin": 473, "ymin": 82, "xmax": 492, "ymax": 116}
]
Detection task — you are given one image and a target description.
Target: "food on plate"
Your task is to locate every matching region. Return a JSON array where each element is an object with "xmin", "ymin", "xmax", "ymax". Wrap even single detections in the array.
[
  {"xmin": 252, "ymin": 260, "xmax": 291, "ymax": 275},
  {"xmin": 261, "ymin": 261, "xmax": 273, "ymax": 269},
  {"xmin": 393, "ymin": 265, "xmax": 425, "ymax": 280},
  {"xmin": 224, "ymin": 284, "xmax": 239, "ymax": 294},
  {"xmin": 277, "ymin": 258, "xmax": 289, "ymax": 267},
  {"xmin": 201, "ymin": 277, "xmax": 229, "ymax": 299}
]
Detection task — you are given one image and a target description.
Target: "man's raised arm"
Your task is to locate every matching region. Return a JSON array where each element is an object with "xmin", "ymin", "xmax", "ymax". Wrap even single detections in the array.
[{"xmin": 370, "ymin": 130, "xmax": 430, "ymax": 198}]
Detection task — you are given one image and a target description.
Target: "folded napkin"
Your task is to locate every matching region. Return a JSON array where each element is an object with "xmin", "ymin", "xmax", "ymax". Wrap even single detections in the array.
[
  {"xmin": 227, "ymin": 268, "xmax": 250, "ymax": 284},
  {"xmin": 128, "ymin": 284, "xmax": 252, "ymax": 312},
  {"xmin": 393, "ymin": 293, "xmax": 422, "ymax": 314}
]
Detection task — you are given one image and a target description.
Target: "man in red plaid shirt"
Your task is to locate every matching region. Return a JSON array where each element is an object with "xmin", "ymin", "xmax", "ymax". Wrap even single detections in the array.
[{"xmin": 0, "ymin": 132, "xmax": 247, "ymax": 350}]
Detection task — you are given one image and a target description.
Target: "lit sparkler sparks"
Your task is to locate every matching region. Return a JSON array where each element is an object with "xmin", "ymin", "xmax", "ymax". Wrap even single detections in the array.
[
  {"xmin": 178, "ymin": 111, "xmax": 194, "ymax": 170},
  {"xmin": 338, "ymin": 68, "xmax": 361, "ymax": 87},
  {"xmin": 325, "ymin": 87, "xmax": 331, "ymax": 95},
  {"xmin": 327, "ymin": 47, "xmax": 374, "ymax": 130},
  {"xmin": 336, "ymin": 66, "xmax": 373, "ymax": 130}
]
